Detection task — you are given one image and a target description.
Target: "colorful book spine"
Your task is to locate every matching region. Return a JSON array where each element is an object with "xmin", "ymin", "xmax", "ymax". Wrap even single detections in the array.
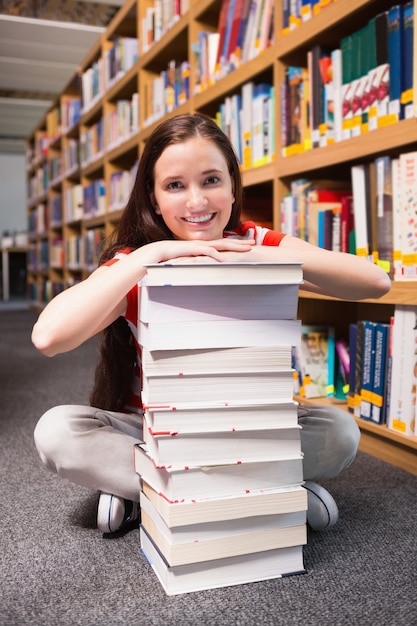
[
  {"xmin": 402, "ymin": 1, "xmax": 414, "ymax": 119},
  {"xmin": 370, "ymin": 322, "xmax": 390, "ymax": 424},
  {"xmin": 387, "ymin": 4, "xmax": 404, "ymax": 122}
]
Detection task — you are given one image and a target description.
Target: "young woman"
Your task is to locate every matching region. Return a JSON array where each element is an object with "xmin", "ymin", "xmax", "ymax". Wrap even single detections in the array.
[{"xmin": 32, "ymin": 113, "xmax": 391, "ymax": 533}]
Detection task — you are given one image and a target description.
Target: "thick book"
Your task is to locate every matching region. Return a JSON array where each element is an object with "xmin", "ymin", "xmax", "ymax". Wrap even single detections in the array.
[
  {"xmin": 142, "ymin": 369, "xmax": 296, "ymax": 406},
  {"xmin": 387, "ymin": 4, "xmax": 404, "ymax": 121},
  {"xmin": 139, "ymin": 282, "xmax": 300, "ymax": 322},
  {"xmin": 140, "ymin": 492, "xmax": 306, "ymax": 566},
  {"xmin": 402, "ymin": 2, "xmax": 414, "ymax": 119},
  {"xmin": 141, "ymin": 345, "xmax": 293, "ymax": 376},
  {"xmin": 138, "ymin": 318, "xmax": 301, "ymax": 351},
  {"xmin": 141, "ymin": 480, "xmax": 307, "ymax": 526},
  {"xmin": 374, "ymin": 155, "xmax": 393, "ymax": 276},
  {"xmin": 143, "ymin": 425, "xmax": 302, "ymax": 466},
  {"xmin": 142, "ymin": 261, "xmax": 303, "ymax": 286},
  {"xmin": 134, "ymin": 444, "xmax": 304, "ymax": 500},
  {"xmin": 399, "ymin": 151, "xmax": 417, "ymax": 280},
  {"xmin": 370, "ymin": 322, "xmax": 390, "ymax": 425},
  {"xmin": 144, "ymin": 399, "xmax": 298, "ymax": 435},
  {"xmin": 351, "ymin": 163, "xmax": 371, "ymax": 260},
  {"xmin": 353, "ymin": 320, "xmax": 366, "ymax": 417},
  {"xmin": 140, "ymin": 527, "xmax": 305, "ymax": 596},
  {"xmin": 359, "ymin": 320, "xmax": 377, "ymax": 421},
  {"xmin": 294, "ymin": 325, "xmax": 335, "ymax": 398},
  {"xmin": 387, "ymin": 305, "xmax": 417, "ymax": 436}
]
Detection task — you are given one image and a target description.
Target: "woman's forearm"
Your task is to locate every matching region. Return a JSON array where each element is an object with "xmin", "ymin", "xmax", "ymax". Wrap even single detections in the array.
[{"xmin": 219, "ymin": 238, "xmax": 391, "ymax": 301}]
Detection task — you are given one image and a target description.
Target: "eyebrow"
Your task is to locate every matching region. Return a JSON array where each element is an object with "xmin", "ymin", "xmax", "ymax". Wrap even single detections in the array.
[{"xmin": 160, "ymin": 169, "xmax": 223, "ymax": 184}]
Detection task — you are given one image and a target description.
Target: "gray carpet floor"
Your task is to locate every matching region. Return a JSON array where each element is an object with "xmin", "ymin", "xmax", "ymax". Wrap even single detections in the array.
[{"xmin": 1, "ymin": 309, "xmax": 416, "ymax": 626}]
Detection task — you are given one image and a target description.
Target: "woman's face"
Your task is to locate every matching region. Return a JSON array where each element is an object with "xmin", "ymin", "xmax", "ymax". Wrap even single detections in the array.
[{"xmin": 151, "ymin": 136, "xmax": 235, "ymax": 241}]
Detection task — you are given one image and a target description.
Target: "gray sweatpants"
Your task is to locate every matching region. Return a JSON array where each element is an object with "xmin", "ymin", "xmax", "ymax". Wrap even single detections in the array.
[{"xmin": 34, "ymin": 403, "xmax": 360, "ymax": 502}]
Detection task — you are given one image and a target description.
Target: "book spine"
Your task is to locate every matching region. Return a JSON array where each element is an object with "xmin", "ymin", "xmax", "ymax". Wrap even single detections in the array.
[
  {"xmin": 370, "ymin": 323, "xmax": 390, "ymax": 424},
  {"xmin": 402, "ymin": 1, "xmax": 414, "ymax": 119},
  {"xmin": 387, "ymin": 4, "xmax": 404, "ymax": 122},
  {"xmin": 347, "ymin": 323, "xmax": 358, "ymax": 414},
  {"xmin": 359, "ymin": 320, "xmax": 377, "ymax": 421}
]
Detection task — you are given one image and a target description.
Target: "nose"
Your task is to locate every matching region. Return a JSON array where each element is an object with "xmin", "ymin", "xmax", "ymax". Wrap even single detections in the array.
[{"xmin": 186, "ymin": 186, "xmax": 208, "ymax": 210}]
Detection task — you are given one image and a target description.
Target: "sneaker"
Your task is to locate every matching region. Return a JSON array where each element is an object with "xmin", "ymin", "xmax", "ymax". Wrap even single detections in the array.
[
  {"xmin": 97, "ymin": 493, "xmax": 140, "ymax": 534},
  {"xmin": 304, "ymin": 481, "xmax": 339, "ymax": 531}
]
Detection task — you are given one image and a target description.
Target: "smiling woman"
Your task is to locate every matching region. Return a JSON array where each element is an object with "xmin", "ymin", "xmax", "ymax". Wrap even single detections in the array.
[{"xmin": 31, "ymin": 112, "xmax": 390, "ymax": 535}]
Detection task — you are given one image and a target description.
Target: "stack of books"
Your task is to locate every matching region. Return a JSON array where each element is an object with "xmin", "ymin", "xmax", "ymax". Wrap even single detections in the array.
[{"xmin": 134, "ymin": 261, "xmax": 306, "ymax": 595}]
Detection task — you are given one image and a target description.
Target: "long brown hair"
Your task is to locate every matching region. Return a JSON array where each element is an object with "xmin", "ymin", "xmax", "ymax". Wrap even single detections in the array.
[{"xmin": 90, "ymin": 113, "xmax": 243, "ymax": 410}]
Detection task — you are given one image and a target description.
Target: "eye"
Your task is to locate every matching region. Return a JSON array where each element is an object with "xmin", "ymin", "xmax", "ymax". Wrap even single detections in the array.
[
  {"xmin": 166, "ymin": 180, "xmax": 183, "ymax": 190},
  {"xmin": 204, "ymin": 175, "xmax": 220, "ymax": 185}
]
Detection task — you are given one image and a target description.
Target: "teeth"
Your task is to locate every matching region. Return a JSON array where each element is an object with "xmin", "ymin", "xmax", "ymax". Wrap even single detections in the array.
[{"xmin": 184, "ymin": 214, "xmax": 213, "ymax": 223}]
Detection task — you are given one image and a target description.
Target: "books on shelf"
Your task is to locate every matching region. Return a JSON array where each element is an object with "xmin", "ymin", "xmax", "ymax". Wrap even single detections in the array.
[{"xmin": 136, "ymin": 261, "xmax": 305, "ymax": 594}]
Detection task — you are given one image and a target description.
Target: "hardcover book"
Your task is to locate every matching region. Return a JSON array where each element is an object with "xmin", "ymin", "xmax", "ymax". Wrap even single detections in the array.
[
  {"xmin": 140, "ymin": 527, "xmax": 305, "ymax": 596},
  {"xmin": 134, "ymin": 444, "xmax": 304, "ymax": 500},
  {"xmin": 141, "ymin": 480, "xmax": 307, "ymax": 526},
  {"xmin": 143, "ymin": 425, "xmax": 302, "ymax": 467}
]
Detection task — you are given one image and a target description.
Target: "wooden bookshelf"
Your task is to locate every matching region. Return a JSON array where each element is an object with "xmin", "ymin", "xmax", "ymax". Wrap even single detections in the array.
[{"xmin": 25, "ymin": 0, "xmax": 417, "ymax": 472}]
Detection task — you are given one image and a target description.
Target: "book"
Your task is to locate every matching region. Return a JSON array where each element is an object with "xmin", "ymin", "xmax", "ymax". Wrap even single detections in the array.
[
  {"xmin": 141, "ymin": 369, "xmax": 296, "ymax": 406},
  {"xmin": 144, "ymin": 399, "xmax": 298, "ymax": 434},
  {"xmin": 347, "ymin": 322, "xmax": 358, "ymax": 414},
  {"xmin": 142, "ymin": 261, "xmax": 303, "ymax": 286},
  {"xmin": 340, "ymin": 34, "xmax": 353, "ymax": 140},
  {"xmin": 374, "ymin": 155, "xmax": 393, "ymax": 276},
  {"xmin": 373, "ymin": 11, "xmax": 390, "ymax": 128},
  {"xmin": 399, "ymin": 151, "xmax": 417, "ymax": 280},
  {"xmin": 402, "ymin": 2, "xmax": 414, "ymax": 119},
  {"xmin": 141, "ymin": 345, "xmax": 293, "ymax": 376},
  {"xmin": 387, "ymin": 305, "xmax": 417, "ymax": 436},
  {"xmin": 141, "ymin": 480, "xmax": 307, "ymax": 526},
  {"xmin": 340, "ymin": 195, "xmax": 355, "ymax": 254},
  {"xmin": 252, "ymin": 82, "xmax": 273, "ymax": 167},
  {"xmin": 139, "ymin": 282, "xmax": 300, "ymax": 323},
  {"xmin": 140, "ymin": 491, "xmax": 306, "ymax": 566},
  {"xmin": 353, "ymin": 320, "xmax": 365, "ymax": 417},
  {"xmin": 351, "ymin": 164, "xmax": 371, "ymax": 260},
  {"xmin": 138, "ymin": 318, "xmax": 301, "ymax": 351},
  {"xmin": 140, "ymin": 527, "xmax": 306, "ymax": 596},
  {"xmin": 391, "ymin": 157, "xmax": 403, "ymax": 280},
  {"xmin": 370, "ymin": 322, "xmax": 390, "ymax": 424},
  {"xmin": 134, "ymin": 444, "xmax": 304, "ymax": 500},
  {"xmin": 294, "ymin": 324, "xmax": 335, "ymax": 398},
  {"xmin": 359, "ymin": 320, "xmax": 377, "ymax": 421},
  {"xmin": 143, "ymin": 425, "xmax": 302, "ymax": 466},
  {"xmin": 387, "ymin": 4, "xmax": 404, "ymax": 122}
]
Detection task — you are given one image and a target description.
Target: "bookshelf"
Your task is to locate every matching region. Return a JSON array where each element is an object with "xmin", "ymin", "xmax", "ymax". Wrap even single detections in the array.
[{"xmin": 26, "ymin": 0, "xmax": 417, "ymax": 474}]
